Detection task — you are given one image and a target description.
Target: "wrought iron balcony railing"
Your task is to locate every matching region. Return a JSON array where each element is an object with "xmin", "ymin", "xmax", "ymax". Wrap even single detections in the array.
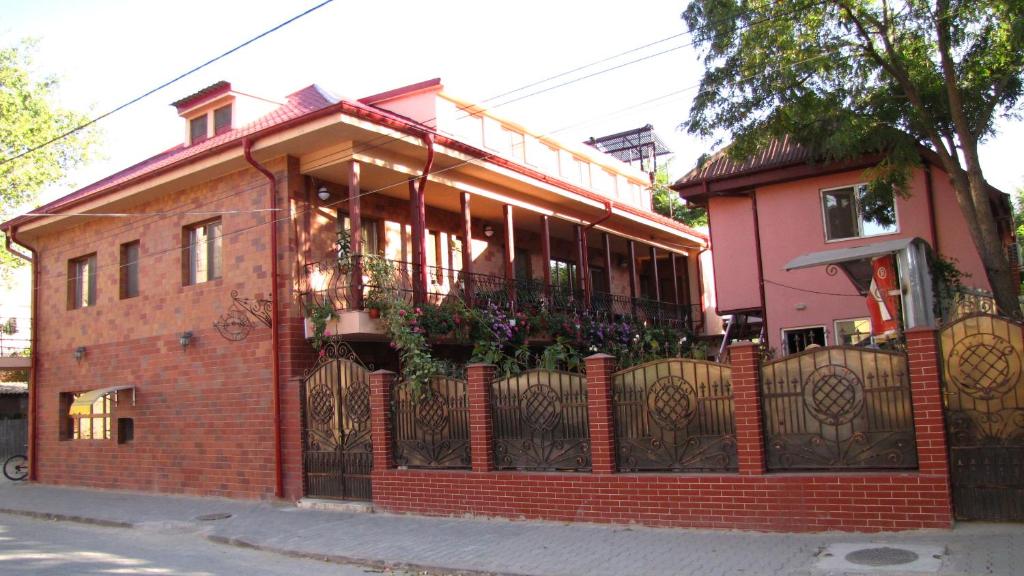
[{"xmin": 299, "ymin": 257, "xmax": 702, "ymax": 333}]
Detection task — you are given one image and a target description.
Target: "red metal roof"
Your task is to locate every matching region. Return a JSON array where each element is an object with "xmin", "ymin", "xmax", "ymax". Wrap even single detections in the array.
[
  {"xmin": 674, "ymin": 135, "xmax": 811, "ymax": 188},
  {"xmin": 3, "ymin": 81, "xmax": 705, "ymax": 243},
  {"xmin": 171, "ymin": 81, "xmax": 232, "ymax": 112},
  {"xmin": 16, "ymin": 85, "xmax": 335, "ymax": 220}
]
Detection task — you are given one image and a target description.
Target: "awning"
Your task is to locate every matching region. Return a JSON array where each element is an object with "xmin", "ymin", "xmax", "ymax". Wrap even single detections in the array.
[
  {"xmin": 785, "ymin": 237, "xmax": 922, "ymax": 271},
  {"xmin": 69, "ymin": 385, "xmax": 135, "ymax": 415}
]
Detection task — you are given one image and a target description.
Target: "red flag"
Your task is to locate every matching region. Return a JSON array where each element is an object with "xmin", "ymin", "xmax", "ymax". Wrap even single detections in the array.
[{"xmin": 867, "ymin": 255, "xmax": 900, "ymax": 340}]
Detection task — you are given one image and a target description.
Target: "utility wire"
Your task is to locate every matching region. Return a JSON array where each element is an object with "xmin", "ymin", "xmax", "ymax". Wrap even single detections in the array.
[{"xmin": 0, "ymin": 0, "xmax": 335, "ymax": 168}]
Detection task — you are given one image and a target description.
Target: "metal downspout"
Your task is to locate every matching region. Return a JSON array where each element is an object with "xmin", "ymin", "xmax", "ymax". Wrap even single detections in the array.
[
  {"xmin": 242, "ymin": 138, "xmax": 283, "ymax": 499},
  {"xmin": 6, "ymin": 229, "xmax": 37, "ymax": 481}
]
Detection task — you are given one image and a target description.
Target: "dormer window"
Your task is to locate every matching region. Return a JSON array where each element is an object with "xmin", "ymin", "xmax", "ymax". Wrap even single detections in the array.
[
  {"xmin": 189, "ymin": 116, "xmax": 208, "ymax": 144},
  {"xmin": 214, "ymin": 105, "xmax": 232, "ymax": 135}
]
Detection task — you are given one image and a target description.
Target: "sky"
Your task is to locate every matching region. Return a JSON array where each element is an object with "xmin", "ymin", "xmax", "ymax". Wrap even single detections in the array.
[{"xmin": 3, "ymin": 0, "xmax": 1019, "ymax": 208}]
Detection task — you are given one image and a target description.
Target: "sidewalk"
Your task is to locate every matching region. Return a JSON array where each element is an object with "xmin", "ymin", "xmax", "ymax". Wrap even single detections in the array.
[{"xmin": 1, "ymin": 481, "xmax": 1021, "ymax": 576}]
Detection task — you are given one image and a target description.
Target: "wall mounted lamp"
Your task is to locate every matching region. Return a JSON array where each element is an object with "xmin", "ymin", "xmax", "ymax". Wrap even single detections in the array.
[
  {"xmin": 483, "ymin": 224, "xmax": 495, "ymax": 238},
  {"xmin": 179, "ymin": 331, "xmax": 193, "ymax": 351},
  {"xmin": 317, "ymin": 185, "xmax": 331, "ymax": 202},
  {"xmin": 74, "ymin": 346, "xmax": 86, "ymax": 362}
]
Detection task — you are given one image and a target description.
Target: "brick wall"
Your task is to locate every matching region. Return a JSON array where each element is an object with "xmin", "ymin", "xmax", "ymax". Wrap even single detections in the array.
[
  {"xmin": 370, "ymin": 340, "xmax": 954, "ymax": 532},
  {"xmin": 31, "ymin": 159, "xmax": 294, "ymax": 499}
]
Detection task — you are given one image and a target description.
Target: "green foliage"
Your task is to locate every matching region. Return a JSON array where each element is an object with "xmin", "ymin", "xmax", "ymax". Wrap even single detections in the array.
[
  {"xmin": 681, "ymin": 0, "xmax": 1024, "ymax": 315},
  {"xmin": 650, "ymin": 163, "xmax": 708, "ymax": 228},
  {"xmin": 1, "ymin": 40, "xmax": 98, "ymax": 284},
  {"xmin": 306, "ymin": 300, "xmax": 335, "ymax": 351}
]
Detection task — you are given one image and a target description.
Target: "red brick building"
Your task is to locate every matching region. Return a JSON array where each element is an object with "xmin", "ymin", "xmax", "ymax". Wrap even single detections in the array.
[{"xmin": 2, "ymin": 79, "xmax": 709, "ymax": 501}]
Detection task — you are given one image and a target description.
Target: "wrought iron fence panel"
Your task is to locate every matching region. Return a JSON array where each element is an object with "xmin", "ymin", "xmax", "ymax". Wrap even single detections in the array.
[
  {"xmin": 392, "ymin": 376, "xmax": 471, "ymax": 469},
  {"xmin": 761, "ymin": 346, "xmax": 917, "ymax": 471},
  {"xmin": 301, "ymin": 358, "xmax": 373, "ymax": 500},
  {"xmin": 613, "ymin": 358, "xmax": 737, "ymax": 471},
  {"xmin": 941, "ymin": 313, "xmax": 1024, "ymax": 521},
  {"xmin": 491, "ymin": 369, "xmax": 591, "ymax": 471},
  {"xmin": 938, "ymin": 286, "xmax": 998, "ymax": 323}
]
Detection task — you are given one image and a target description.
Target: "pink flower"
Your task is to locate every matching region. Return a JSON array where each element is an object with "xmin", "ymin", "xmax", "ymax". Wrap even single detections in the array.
[{"xmin": 398, "ymin": 309, "xmax": 407, "ymax": 317}]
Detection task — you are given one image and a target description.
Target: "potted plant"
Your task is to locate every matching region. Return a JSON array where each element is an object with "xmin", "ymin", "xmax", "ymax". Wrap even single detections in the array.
[{"xmin": 362, "ymin": 255, "xmax": 395, "ymax": 319}]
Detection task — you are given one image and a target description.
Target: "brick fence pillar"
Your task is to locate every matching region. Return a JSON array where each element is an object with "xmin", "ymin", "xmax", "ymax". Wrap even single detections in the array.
[
  {"xmin": 905, "ymin": 327, "xmax": 953, "ymax": 521},
  {"xmin": 466, "ymin": 363, "xmax": 495, "ymax": 472},
  {"xmin": 729, "ymin": 341, "xmax": 766, "ymax": 475},
  {"xmin": 369, "ymin": 370, "xmax": 396, "ymax": 472},
  {"xmin": 585, "ymin": 353, "xmax": 617, "ymax": 474}
]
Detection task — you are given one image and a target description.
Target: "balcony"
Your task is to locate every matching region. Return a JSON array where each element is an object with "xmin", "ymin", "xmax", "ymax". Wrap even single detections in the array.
[{"xmin": 299, "ymin": 258, "xmax": 702, "ymax": 340}]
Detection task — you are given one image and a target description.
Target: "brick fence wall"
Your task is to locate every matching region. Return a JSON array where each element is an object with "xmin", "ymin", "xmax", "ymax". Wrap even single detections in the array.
[{"xmin": 369, "ymin": 336, "xmax": 953, "ymax": 532}]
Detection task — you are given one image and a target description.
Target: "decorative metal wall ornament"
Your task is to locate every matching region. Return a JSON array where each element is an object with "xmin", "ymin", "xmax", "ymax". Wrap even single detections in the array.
[
  {"xmin": 941, "ymin": 313, "xmax": 1024, "ymax": 521},
  {"xmin": 492, "ymin": 369, "xmax": 591, "ymax": 471},
  {"xmin": 761, "ymin": 346, "xmax": 917, "ymax": 471},
  {"xmin": 300, "ymin": 357, "xmax": 373, "ymax": 501},
  {"xmin": 614, "ymin": 358, "xmax": 737, "ymax": 472},
  {"xmin": 393, "ymin": 377, "xmax": 470, "ymax": 469},
  {"xmin": 213, "ymin": 290, "xmax": 272, "ymax": 341}
]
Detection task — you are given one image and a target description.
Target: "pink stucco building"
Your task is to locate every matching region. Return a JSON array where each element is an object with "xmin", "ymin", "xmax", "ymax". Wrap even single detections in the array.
[{"xmin": 673, "ymin": 137, "xmax": 1016, "ymax": 355}]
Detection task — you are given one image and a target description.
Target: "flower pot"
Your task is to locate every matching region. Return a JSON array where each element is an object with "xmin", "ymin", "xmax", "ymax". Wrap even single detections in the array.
[{"xmin": 368, "ymin": 308, "xmax": 381, "ymax": 319}]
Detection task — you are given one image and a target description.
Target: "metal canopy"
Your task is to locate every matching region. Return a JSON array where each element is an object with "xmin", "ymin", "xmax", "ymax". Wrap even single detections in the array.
[
  {"xmin": 784, "ymin": 236, "xmax": 936, "ymax": 329},
  {"xmin": 585, "ymin": 124, "xmax": 671, "ymax": 169},
  {"xmin": 69, "ymin": 385, "xmax": 135, "ymax": 415},
  {"xmin": 785, "ymin": 237, "xmax": 920, "ymax": 271}
]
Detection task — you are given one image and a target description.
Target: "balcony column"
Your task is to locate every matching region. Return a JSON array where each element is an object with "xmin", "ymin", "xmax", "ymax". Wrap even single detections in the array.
[
  {"xmin": 576, "ymin": 225, "xmax": 590, "ymax": 310},
  {"xmin": 602, "ymin": 231, "xmax": 610, "ymax": 297},
  {"xmin": 409, "ymin": 180, "xmax": 427, "ymax": 304},
  {"xmin": 503, "ymin": 204, "xmax": 516, "ymax": 307},
  {"xmin": 461, "ymin": 192, "xmax": 474, "ymax": 307},
  {"xmin": 671, "ymin": 252, "xmax": 683, "ymax": 326},
  {"xmin": 627, "ymin": 240, "xmax": 638, "ymax": 315},
  {"xmin": 541, "ymin": 215, "xmax": 551, "ymax": 304},
  {"xmin": 650, "ymin": 245, "xmax": 661, "ymax": 302},
  {"xmin": 348, "ymin": 161, "xmax": 363, "ymax": 310}
]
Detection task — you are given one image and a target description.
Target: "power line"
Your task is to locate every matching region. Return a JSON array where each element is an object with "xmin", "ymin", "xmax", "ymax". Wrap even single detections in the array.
[{"xmin": 0, "ymin": 0, "xmax": 335, "ymax": 168}]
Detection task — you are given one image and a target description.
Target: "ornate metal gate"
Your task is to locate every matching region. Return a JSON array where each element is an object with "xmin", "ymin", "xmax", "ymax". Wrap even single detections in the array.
[
  {"xmin": 942, "ymin": 314, "xmax": 1024, "ymax": 521},
  {"xmin": 301, "ymin": 343, "xmax": 373, "ymax": 500}
]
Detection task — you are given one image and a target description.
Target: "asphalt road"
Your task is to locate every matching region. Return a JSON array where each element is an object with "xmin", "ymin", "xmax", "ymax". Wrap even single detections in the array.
[{"xmin": 0, "ymin": 512, "xmax": 413, "ymax": 576}]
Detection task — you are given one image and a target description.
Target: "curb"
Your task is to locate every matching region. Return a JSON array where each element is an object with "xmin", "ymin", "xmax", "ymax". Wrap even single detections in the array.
[
  {"xmin": 0, "ymin": 507, "xmax": 131, "ymax": 529},
  {"xmin": 204, "ymin": 534, "xmax": 519, "ymax": 576}
]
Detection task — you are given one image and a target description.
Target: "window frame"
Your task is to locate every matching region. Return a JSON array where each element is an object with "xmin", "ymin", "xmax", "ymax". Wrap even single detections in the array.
[
  {"xmin": 65, "ymin": 392, "xmax": 112, "ymax": 441},
  {"xmin": 67, "ymin": 253, "xmax": 98, "ymax": 310},
  {"xmin": 213, "ymin": 104, "xmax": 232, "ymax": 135},
  {"xmin": 834, "ymin": 317, "xmax": 873, "ymax": 347},
  {"xmin": 781, "ymin": 325, "xmax": 828, "ymax": 355},
  {"xmin": 119, "ymin": 240, "xmax": 140, "ymax": 299},
  {"xmin": 182, "ymin": 218, "xmax": 223, "ymax": 286},
  {"xmin": 189, "ymin": 115, "xmax": 208, "ymax": 145},
  {"xmin": 550, "ymin": 258, "xmax": 579, "ymax": 292},
  {"xmin": 820, "ymin": 183, "xmax": 899, "ymax": 243}
]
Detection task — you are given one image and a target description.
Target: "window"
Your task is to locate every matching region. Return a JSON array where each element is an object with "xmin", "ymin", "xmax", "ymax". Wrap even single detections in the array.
[
  {"xmin": 67, "ymin": 253, "xmax": 97, "ymax": 309},
  {"xmin": 821, "ymin": 184, "xmax": 897, "ymax": 241},
  {"xmin": 117, "ymin": 418, "xmax": 134, "ymax": 444},
  {"xmin": 189, "ymin": 115, "xmax": 208, "ymax": 144},
  {"xmin": 782, "ymin": 326, "xmax": 826, "ymax": 355},
  {"xmin": 835, "ymin": 318, "xmax": 872, "ymax": 346},
  {"xmin": 120, "ymin": 241, "xmax": 140, "ymax": 299},
  {"xmin": 213, "ymin": 105, "xmax": 232, "ymax": 134},
  {"xmin": 67, "ymin": 392, "xmax": 111, "ymax": 440},
  {"xmin": 184, "ymin": 219, "xmax": 222, "ymax": 285},
  {"xmin": 340, "ymin": 215, "xmax": 380, "ymax": 256},
  {"xmin": 550, "ymin": 258, "xmax": 578, "ymax": 291}
]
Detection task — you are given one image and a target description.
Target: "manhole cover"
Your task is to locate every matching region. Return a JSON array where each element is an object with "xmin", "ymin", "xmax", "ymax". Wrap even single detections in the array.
[
  {"xmin": 194, "ymin": 512, "xmax": 233, "ymax": 521},
  {"xmin": 845, "ymin": 547, "xmax": 920, "ymax": 566}
]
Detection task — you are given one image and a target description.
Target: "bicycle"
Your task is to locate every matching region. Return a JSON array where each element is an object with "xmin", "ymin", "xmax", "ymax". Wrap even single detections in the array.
[{"xmin": 3, "ymin": 453, "xmax": 27, "ymax": 481}]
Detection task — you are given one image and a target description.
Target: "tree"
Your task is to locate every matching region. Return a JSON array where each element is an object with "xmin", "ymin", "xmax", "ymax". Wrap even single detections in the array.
[
  {"xmin": 651, "ymin": 163, "xmax": 709, "ymax": 228},
  {"xmin": 0, "ymin": 40, "xmax": 97, "ymax": 283},
  {"xmin": 682, "ymin": 0, "xmax": 1024, "ymax": 317}
]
